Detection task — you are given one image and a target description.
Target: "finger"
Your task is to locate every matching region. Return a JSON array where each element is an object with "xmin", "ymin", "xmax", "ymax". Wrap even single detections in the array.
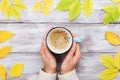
[
  {"xmin": 40, "ymin": 44, "xmax": 45, "ymax": 60},
  {"xmin": 67, "ymin": 43, "xmax": 77, "ymax": 58},
  {"xmin": 70, "ymin": 30, "xmax": 76, "ymax": 38},
  {"xmin": 74, "ymin": 43, "xmax": 81, "ymax": 63}
]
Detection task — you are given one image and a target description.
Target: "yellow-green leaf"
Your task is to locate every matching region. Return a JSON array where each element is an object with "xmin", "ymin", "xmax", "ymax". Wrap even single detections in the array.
[
  {"xmin": 0, "ymin": 64, "xmax": 6, "ymax": 80},
  {"xmin": 33, "ymin": 2, "xmax": 41, "ymax": 12},
  {"xmin": 14, "ymin": 2, "xmax": 27, "ymax": 10},
  {"xmin": 42, "ymin": 5, "xmax": 50, "ymax": 16},
  {"xmin": 55, "ymin": 0, "xmax": 74, "ymax": 10},
  {"xmin": 0, "ymin": 30, "xmax": 15, "ymax": 43},
  {"xmin": 103, "ymin": 14, "xmax": 113, "ymax": 25},
  {"xmin": 83, "ymin": 0, "xmax": 93, "ymax": 17},
  {"xmin": 118, "ymin": 4, "xmax": 120, "ymax": 13},
  {"xmin": 112, "ymin": 0, "xmax": 120, "ymax": 3},
  {"xmin": 13, "ymin": 8, "xmax": 21, "ymax": 19},
  {"xmin": 105, "ymin": 31, "xmax": 120, "ymax": 45},
  {"xmin": 98, "ymin": 69, "xmax": 119, "ymax": 80},
  {"xmin": 102, "ymin": 5, "xmax": 117, "ymax": 13},
  {"xmin": 69, "ymin": 0, "xmax": 81, "ymax": 21},
  {"xmin": 10, "ymin": 63, "xmax": 24, "ymax": 77},
  {"xmin": 115, "ymin": 50, "xmax": 120, "ymax": 69},
  {"xmin": 100, "ymin": 54, "xmax": 116, "ymax": 68},
  {"xmin": 0, "ymin": 46, "xmax": 12, "ymax": 59},
  {"xmin": 44, "ymin": 0, "xmax": 54, "ymax": 6},
  {"xmin": 6, "ymin": 5, "xmax": 13, "ymax": 19},
  {"xmin": 0, "ymin": 0, "xmax": 9, "ymax": 14}
]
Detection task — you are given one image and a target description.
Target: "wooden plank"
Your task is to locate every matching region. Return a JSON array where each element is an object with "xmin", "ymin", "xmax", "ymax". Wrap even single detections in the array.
[
  {"xmin": 0, "ymin": 52, "xmax": 119, "ymax": 80},
  {"xmin": 0, "ymin": 23, "xmax": 120, "ymax": 52},
  {"xmin": 0, "ymin": 0, "xmax": 116, "ymax": 23}
]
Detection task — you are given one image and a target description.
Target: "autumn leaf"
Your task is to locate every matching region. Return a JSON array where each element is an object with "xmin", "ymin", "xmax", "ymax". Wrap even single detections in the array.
[
  {"xmin": 98, "ymin": 69, "xmax": 119, "ymax": 80},
  {"xmin": 33, "ymin": 0, "xmax": 53, "ymax": 16},
  {"xmin": 0, "ymin": 46, "xmax": 12, "ymax": 59},
  {"xmin": 0, "ymin": 0, "xmax": 27, "ymax": 19},
  {"xmin": 103, "ymin": 14, "xmax": 113, "ymax": 25},
  {"xmin": 83, "ymin": 0, "xmax": 93, "ymax": 17},
  {"xmin": 0, "ymin": 64, "xmax": 6, "ymax": 80},
  {"xmin": 69, "ymin": 0, "xmax": 81, "ymax": 21},
  {"xmin": 55, "ymin": 0, "xmax": 74, "ymax": 10},
  {"xmin": 112, "ymin": 0, "xmax": 120, "ymax": 3},
  {"xmin": 100, "ymin": 54, "xmax": 116, "ymax": 68},
  {"xmin": 115, "ymin": 51, "xmax": 120, "ymax": 69},
  {"xmin": 105, "ymin": 31, "xmax": 120, "ymax": 45},
  {"xmin": 33, "ymin": 2, "xmax": 41, "ymax": 12},
  {"xmin": 9, "ymin": 63, "xmax": 24, "ymax": 77},
  {"xmin": 0, "ymin": 30, "xmax": 15, "ymax": 43}
]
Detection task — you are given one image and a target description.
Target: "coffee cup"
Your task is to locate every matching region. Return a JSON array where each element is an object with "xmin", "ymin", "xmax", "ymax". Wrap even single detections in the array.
[{"xmin": 46, "ymin": 27, "xmax": 83, "ymax": 54}]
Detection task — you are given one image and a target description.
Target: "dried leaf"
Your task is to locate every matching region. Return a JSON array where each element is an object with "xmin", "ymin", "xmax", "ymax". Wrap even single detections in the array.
[
  {"xmin": 0, "ymin": 64, "xmax": 6, "ymax": 80},
  {"xmin": 33, "ymin": 2, "xmax": 41, "ymax": 12},
  {"xmin": 106, "ymin": 31, "xmax": 120, "ymax": 45},
  {"xmin": 42, "ymin": 5, "xmax": 50, "ymax": 16},
  {"xmin": 69, "ymin": 0, "xmax": 81, "ymax": 21},
  {"xmin": 0, "ymin": 30, "xmax": 15, "ymax": 43},
  {"xmin": 0, "ymin": 46, "xmax": 12, "ymax": 59},
  {"xmin": 115, "ymin": 50, "xmax": 120, "ymax": 69},
  {"xmin": 100, "ymin": 54, "xmax": 116, "ymax": 68},
  {"xmin": 98, "ymin": 69, "xmax": 119, "ymax": 80},
  {"xmin": 10, "ymin": 63, "xmax": 24, "ymax": 77},
  {"xmin": 83, "ymin": 0, "xmax": 93, "ymax": 17},
  {"xmin": 55, "ymin": 0, "xmax": 74, "ymax": 10}
]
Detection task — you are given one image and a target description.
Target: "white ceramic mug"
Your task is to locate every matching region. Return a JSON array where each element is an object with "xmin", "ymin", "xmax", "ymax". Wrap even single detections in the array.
[{"xmin": 46, "ymin": 27, "xmax": 83, "ymax": 54}]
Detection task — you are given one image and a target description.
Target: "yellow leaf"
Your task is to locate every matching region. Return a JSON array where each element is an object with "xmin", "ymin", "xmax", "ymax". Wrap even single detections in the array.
[
  {"xmin": 10, "ymin": 63, "xmax": 24, "ymax": 77},
  {"xmin": 6, "ymin": 5, "xmax": 13, "ymax": 19},
  {"xmin": 100, "ymin": 54, "xmax": 116, "ymax": 68},
  {"xmin": 106, "ymin": 31, "xmax": 120, "ymax": 45},
  {"xmin": 14, "ymin": 2, "xmax": 27, "ymax": 10},
  {"xmin": 83, "ymin": 0, "xmax": 93, "ymax": 17},
  {"xmin": 44, "ymin": 0, "xmax": 54, "ymax": 6},
  {"xmin": 0, "ymin": 46, "xmax": 12, "ymax": 59},
  {"xmin": 115, "ymin": 50, "xmax": 120, "ymax": 69},
  {"xmin": 0, "ymin": 0, "xmax": 9, "ymax": 14},
  {"xmin": 33, "ymin": 2, "xmax": 41, "ymax": 12},
  {"xmin": 0, "ymin": 64, "xmax": 6, "ymax": 80},
  {"xmin": 112, "ymin": 0, "xmax": 120, "ymax": 3},
  {"xmin": 118, "ymin": 3, "xmax": 120, "ymax": 13},
  {"xmin": 42, "ymin": 5, "xmax": 50, "ymax": 16},
  {"xmin": 13, "ymin": 8, "xmax": 21, "ymax": 19},
  {"xmin": 0, "ymin": 30, "xmax": 15, "ymax": 43},
  {"xmin": 98, "ymin": 69, "xmax": 119, "ymax": 80}
]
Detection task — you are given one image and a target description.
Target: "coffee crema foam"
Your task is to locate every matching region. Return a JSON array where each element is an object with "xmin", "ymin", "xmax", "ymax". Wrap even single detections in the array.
[{"xmin": 49, "ymin": 29, "xmax": 69, "ymax": 50}]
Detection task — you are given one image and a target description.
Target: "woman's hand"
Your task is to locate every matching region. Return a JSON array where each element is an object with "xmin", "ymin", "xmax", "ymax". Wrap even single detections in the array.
[
  {"xmin": 61, "ymin": 42, "xmax": 81, "ymax": 74},
  {"xmin": 40, "ymin": 30, "xmax": 57, "ymax": 74}
]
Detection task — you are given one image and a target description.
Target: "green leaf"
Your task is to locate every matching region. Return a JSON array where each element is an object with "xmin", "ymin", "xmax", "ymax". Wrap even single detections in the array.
[
  {"xmin": 55, "ymin": 0, "xmax": 74, "ymax": 10},
  {"xmin": 102, "ymin": 5, "xmax": 117, "ymax": 13},
  {"xmin": 115, "ymin": 50, "xmax": 120, "ymax": 69},
  {"xmin": 83, "ymin": 0, "xmax": 93, "ymax": 17},
  {"xmin": 98, "ymin": 69, "xmax": 119, "ymax": 80},
  {"xmin": 112, "ymin": 10, "xmax": 120, "ymax": 22},
  {"xmin": 100, "ymin": 54, "xmax": 116, "ymax": 68},
  {"xmin": 103, "ymin": 14, "xmax": 113, "ymax": 25},
  {"xmin": 69, "ymin": 0, "xmax": 81, "ymax": 21}
]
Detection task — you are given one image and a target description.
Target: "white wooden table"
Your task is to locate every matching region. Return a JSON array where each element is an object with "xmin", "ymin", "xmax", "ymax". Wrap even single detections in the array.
[{"xmin": 0, "ymin": 0, "xmax": 120, "ymax": 80}]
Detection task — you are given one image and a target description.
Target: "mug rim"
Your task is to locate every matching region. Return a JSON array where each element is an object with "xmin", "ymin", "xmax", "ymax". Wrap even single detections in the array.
[{"xmin": 46, "ymin": 27, "xmax": 73, "ymax": 54}]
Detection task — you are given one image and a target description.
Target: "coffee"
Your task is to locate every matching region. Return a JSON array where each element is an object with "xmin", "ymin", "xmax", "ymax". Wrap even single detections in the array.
[
  {"xmin": 46, "ymin": 27, "xmax": 73, "ymax": 54},
  {"xmin": 49, "ymin": 29, "xmax": 69, "ymax": 50}
]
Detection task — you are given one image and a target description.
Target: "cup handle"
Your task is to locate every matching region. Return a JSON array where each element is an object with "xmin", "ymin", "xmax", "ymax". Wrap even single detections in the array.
[{"xmin": 73, "ymin": 38, "xmax": 83, "ymax": 43}]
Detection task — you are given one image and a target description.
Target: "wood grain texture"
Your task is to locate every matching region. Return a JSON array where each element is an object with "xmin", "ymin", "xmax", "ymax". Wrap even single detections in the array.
[
  {"xmin": 0, "ymin": 23, "xmax": 120, "ymax": 52},
  {"xmin": 0, "ymin": 52, "xmax": 120, "ymax": 80},
  {"xmin": 0, "ymin": 0, "xmax": 117, "ymax": 23}
]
